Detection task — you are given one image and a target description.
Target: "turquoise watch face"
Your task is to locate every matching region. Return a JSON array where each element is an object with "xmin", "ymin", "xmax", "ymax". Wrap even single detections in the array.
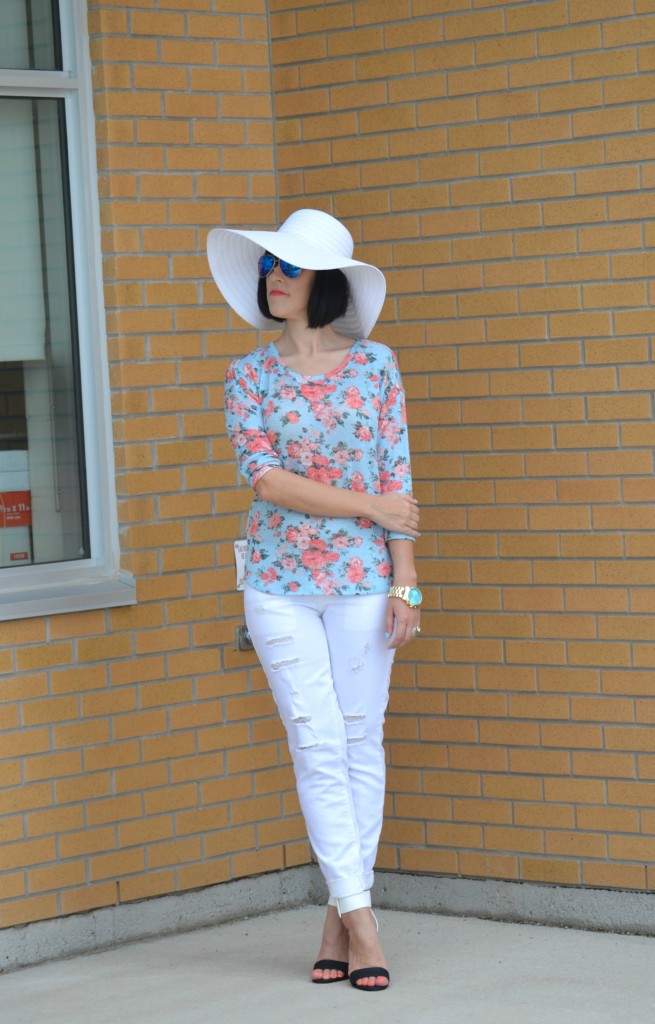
[{"xmin": 408, "ymin": 587, "xmax": 422, "ymax": 607}]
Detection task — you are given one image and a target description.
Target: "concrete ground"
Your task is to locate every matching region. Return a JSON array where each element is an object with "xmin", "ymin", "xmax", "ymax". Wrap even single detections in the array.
[{"xmin": 2, "ymin": 906, "xmax": 654, "ymax": 1024}]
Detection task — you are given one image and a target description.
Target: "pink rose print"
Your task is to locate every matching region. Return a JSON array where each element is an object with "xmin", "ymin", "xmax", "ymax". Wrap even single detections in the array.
[
  {"xmin": 301, "ymin": 381, "xmax": 336, "ymax": 403},
  {"xmin": 237, "ymin": 374, "xmax": 261, "ymax": 406},
  {"xmin": 245, "ymin": 431, "xmax": 275, "ymax": 455},
  {"xmin": 307, "ymin": 465, "xmax": 342, "ymax": 485},
  {"xmin": 351, "ymin": 471, "xmax": 366, "ymax": 492},
  {"xmin": 345, "ymin": 386, "xmax": 364, "ymax": 409},
  {"xmin": 380, "ymin": 419, "xmax": 401, "ymax": 445},
  {"xmin": 379, "ymin": 470, "xmax": 403, "ymax": 492},
  {"xmin": 315, "ymin": 405, "xmax": 339, "ymax": 431},
  {"xmin": 312, "ymin": 570, "xmax": 338, "ymax": 594},
  {"xmin": 295, "ymin": 523, "xmax": 319, "ymax": 550},
  {"xmin": 307, "ymin": 455, "xmax": 342, "ymax": 485},
  {"xmin": 301, "ymin": 541, "xmax": 340, "ymax": 571},
  {"xmin": 347, "ymin": 557, "xmax": 366, "ymax": 584}
]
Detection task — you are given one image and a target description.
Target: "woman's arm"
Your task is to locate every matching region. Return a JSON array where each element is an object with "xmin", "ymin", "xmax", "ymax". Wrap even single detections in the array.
[
  {"xmin": 374, "ymin": 349, "xmax": 417, "ymax": 548},
  {"xmin": 255, "ymin": 467, "xmax": 420, "ymax": 538},
  {"xmin": 385, "ymin": 538, "xmax": 421, "ymax": 650}
]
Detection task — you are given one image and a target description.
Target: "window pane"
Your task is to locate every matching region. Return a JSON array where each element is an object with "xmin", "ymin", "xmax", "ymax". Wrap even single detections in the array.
[
  {"xmin": 0, "ymin": 97, "xmax": 88, "ymax": 568},
  {"xmin": 0, "ymin": 0, "xmax": 60, "ymax": 71}
]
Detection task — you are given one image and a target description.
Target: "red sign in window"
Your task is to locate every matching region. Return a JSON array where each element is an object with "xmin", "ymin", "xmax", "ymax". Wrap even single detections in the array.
[{"xmin": 0, "ymin": 490, "xmax": 32, "ymax": 528}]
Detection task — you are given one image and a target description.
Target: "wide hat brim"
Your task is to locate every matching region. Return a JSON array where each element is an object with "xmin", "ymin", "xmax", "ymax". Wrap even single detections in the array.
[{"xmin": 206, "ymin": 209, "xmax": 386, "ymax": 339}]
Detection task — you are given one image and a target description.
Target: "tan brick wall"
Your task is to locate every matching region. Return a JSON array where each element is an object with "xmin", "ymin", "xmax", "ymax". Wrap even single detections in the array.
[
  {"xmin": 2, "ymin": 1, "xmax": 655, "ymax": 930},
  {"xmin": 0, "ymin": 0, "xmax": 309, "ymax": 931},
  {"xmin": 270, "ymin": 0, "xmax": 655, "ymax": 893}
]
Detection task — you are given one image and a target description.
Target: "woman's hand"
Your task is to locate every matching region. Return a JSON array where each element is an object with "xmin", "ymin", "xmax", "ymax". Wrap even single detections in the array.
[
  {"xmin": 385, "ymin": 597, "xmax": 421, "ymax": 650},
  {"xmin": 370, "ymin": 493, "xmax": 420, "ymax": 538}
]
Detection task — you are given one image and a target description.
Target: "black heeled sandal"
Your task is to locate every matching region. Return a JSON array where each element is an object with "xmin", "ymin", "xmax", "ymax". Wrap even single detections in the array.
[
  {"xmin": 311, "ymin": 958, "xmax": 349, "ymax": 984},
  {"xmin": 345, "ymin": 908, "xmax": 390, "ymax": 991},
  {"xmin": 349, "ymin": 966, "xmax": 390, "ymax": 991}
]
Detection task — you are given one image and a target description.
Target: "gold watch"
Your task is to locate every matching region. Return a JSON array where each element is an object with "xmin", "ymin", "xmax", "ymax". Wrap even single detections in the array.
[{"xmin": 387, "ymin": 585, "xmax": 422, "ymax": 608}]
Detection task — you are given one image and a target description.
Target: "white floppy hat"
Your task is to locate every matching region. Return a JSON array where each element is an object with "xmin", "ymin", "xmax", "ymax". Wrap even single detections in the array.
[{"xmin": 206, "ymin": 208, "xmax": 386, "ymax": 339}]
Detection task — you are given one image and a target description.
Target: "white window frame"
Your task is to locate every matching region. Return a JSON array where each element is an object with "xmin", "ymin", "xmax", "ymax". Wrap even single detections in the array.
[{"xmin": 0, "ymin": 0, "xmax": 135, "ymax": 620}]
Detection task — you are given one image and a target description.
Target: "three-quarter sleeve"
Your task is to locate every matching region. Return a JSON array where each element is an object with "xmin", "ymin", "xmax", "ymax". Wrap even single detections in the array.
[
  {"xmin": 224, "ymin": 356, "xmax": 282, "ymax": 488},
  {"xmin": 377, "ymin": 350, "xmax": 414, "ymax": 542}
]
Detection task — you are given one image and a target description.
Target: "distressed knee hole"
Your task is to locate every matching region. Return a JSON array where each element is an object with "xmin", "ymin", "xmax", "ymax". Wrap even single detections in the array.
[
  {"xmin": 291, "ymin": 714, "xmax": 318, "ymax": 751},
  {"xmin": 266, "ymin": 635, "xmax": 294, "ymax": 647},
  {"xmin": 344, "ymin": 713, "xmax": 366, "ymax": 745},
  {"xmin": 270, "ymin": 657, "xmax": 300, "ymax": 671}
]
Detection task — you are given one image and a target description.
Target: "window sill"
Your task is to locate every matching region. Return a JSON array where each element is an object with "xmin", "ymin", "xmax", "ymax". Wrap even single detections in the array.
[{"xmin": 0, "ymin": 568, "xmax": 136, "ymax": 621}]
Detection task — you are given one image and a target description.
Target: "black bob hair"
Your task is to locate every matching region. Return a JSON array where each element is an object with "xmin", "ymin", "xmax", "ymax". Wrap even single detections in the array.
[{"xmin": 257, "ymin": 264, "xmax": 350, "ymax": 329}]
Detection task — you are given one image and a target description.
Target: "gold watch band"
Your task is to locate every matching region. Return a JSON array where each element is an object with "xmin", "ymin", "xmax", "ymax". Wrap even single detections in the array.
[{"xmin": 387, "ymin": 585, "xmax": 422, "ymax": 607}]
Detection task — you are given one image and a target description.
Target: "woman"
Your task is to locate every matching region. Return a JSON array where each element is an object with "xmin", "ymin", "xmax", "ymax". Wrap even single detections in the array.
[{"xmin": 207, "ymin": 209, "xmax": 422, "ymax": 992}]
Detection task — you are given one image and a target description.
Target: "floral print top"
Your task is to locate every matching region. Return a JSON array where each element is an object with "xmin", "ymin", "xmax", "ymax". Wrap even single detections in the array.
[{"xmin": 224, "ymin": 338, "xmax": 414, "ymax": 596}]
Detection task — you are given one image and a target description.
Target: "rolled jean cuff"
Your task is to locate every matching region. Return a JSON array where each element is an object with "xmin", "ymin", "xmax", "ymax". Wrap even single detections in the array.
[
  {"xmin": 335, "ymin": 891, "xmax": 372, "ymax": 916},
  {"xmin": 328, "ymin": 872, "xmax": 369, "ymax": 902}
]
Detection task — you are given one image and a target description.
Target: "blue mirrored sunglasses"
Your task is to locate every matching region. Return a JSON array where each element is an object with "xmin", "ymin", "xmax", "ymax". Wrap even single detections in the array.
[{"xmin": 257, "ymin": 253, "xmax": 302, "ymax": 279}]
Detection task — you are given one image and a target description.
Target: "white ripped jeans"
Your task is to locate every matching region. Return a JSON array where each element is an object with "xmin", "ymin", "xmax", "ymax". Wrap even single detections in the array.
[{"xmin": 244, "ymin": 585, "xmax": 395, "ymax": 903}]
